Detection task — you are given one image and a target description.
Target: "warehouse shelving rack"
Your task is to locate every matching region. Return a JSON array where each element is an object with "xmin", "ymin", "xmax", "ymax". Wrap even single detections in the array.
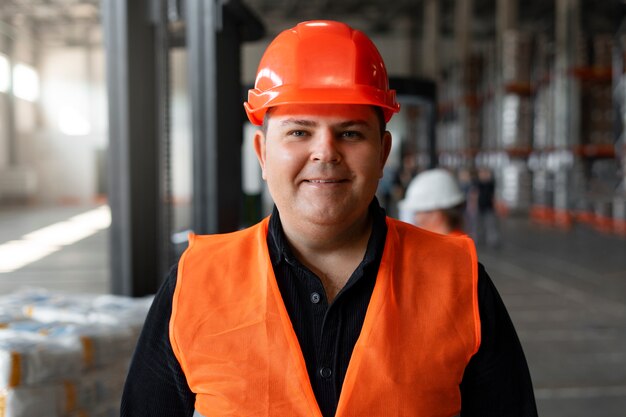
[{"xmin": 612, "ymin": 19, "xmax": 626, "ymax": 236}]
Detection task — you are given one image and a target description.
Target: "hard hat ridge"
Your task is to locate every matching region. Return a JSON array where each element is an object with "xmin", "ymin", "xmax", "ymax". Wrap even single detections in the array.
[
  {"xmin": 244, "ymin": 20, "xmax": 400, "ymax": 126},
  {"xmin": 399, "ymin": 169, "xmax": 466, "ymax": 213}
]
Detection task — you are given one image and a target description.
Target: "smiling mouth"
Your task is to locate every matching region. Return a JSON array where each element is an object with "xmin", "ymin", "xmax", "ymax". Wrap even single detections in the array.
[{"xmin": 305, "ymin": 179, "xmax": 347, "ymax": 183}]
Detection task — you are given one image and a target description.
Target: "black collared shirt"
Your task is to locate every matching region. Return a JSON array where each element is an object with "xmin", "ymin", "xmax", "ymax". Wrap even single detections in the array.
[
  {"xmin": 268, "ymin": 202, "xmax": 386, "ymax": 416},
  {"xmin": 121, "ymin": 200, "xmax": 538, "ymax": 417}
]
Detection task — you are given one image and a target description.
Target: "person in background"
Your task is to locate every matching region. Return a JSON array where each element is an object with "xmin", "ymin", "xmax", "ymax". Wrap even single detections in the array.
[
  {"xmin": 458, "ymin": 167, "xmax": 479, "ymax": 235},
  {"xmin": 121, "ymin": 20, "xmax": 537, "ymax": 417},
  {"xmin": 391, "ymin": 151, "xmax": 418, "ymax": 201},
  {"xmin": 474, "ymin": 166, "xmax": 501, "ymax": 247},
  {"xmin": 399, "ymin": 168, "xmax": 467, "ymax": 236}
]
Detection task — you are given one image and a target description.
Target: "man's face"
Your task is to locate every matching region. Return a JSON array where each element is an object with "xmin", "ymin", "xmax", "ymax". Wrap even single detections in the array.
[
  {"xmin": 254, "ymin": 103, "xmax": 391, "ymax": 229},
  {"xmin": 413, "ymin": 210, "xmax": 446, "ymax": 235}
]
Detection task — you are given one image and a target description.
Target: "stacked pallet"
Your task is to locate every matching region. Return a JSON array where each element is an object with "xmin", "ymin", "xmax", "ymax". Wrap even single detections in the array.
[{"xmin": 0, "ymin": 289, "xmax": 153, "ymax": 417}]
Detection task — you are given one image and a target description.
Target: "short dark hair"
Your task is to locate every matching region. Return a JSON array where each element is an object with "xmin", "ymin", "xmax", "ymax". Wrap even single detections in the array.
[
  {"xmin": 373, "ymin": 106, "xmax": 386, "ymax": 137},
  {"xmin": 442, "ymin": 203, "xmax": 466, "ymax": 231},
  {"xmin": 261, "ymin": 105, "xmax": 387, "ymax": 137}
]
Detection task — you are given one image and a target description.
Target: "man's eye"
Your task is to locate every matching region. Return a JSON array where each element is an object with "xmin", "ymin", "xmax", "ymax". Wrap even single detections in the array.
[
  {"xmin": 341, "ymin": 131, "xmax": 363, "ymax": 139},
  {"xmin": 288, "ymin": 130, "xmax": 307, "ymax": 137}
]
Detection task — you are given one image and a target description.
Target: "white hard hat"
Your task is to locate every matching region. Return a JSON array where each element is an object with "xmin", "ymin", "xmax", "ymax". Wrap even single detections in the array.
[{"xmin": 398, "ymin": 168, "xmax": 465, "ymax": 213}]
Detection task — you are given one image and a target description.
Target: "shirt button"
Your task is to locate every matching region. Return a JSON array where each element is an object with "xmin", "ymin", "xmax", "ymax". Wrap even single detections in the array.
[
  {"xmin": 310, "ymin": 292, "xmax": 321, "ymax": 304},
  {"xmin": 319, "ymin": 367, "xmax": 332, "ymax": 378}
]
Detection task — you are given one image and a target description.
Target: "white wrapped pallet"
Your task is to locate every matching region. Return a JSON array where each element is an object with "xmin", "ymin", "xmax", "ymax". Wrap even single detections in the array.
[
  {"xmin": 0, "ymin": 381, "xmax": 89, "ymax": 417},
  {"xmin": 19, "ymin": 291, "xmax": 153, "ymax": 338},
  {"xmin": 0, "ymin": 288, "xmax": 152, "ymax": 416},
  {"xmin": 0, "ymin": 313, "xmax": 26, "ymax": 328},
  {"xmin": 49, "ymin": 322, "xmax": 135, "ymax": 369},
  {"xmin": 69, "ymin": 402, "xmax": 120, "ymax": 417},
  {"xmin": 2, "ymin": 320, "xmax": 135, "ymax": 370},
  {"xmin": 0, "ymin": 289, "xmax": 52, "ymax": 318},
  {"xmin": 88, "ymin": 294, "xmax": 153, "ymax": 337},
  {"xmin": 0, "ymin": 381, "xmax": 74, "ymax": 417},
  {"xmin": 0, "ymin": 364, "xmax": 128, "ymax": 417},
  {"xmin": 0, "ymin": 331, "xmax": 83, "ymax": 389},
  {"xmin": 84, "ymin": 364, "xmax": 127, "ymax": 405},
  {"xmin": 21, "ymin": 294, "xmax": 102, "ymax": 325}
]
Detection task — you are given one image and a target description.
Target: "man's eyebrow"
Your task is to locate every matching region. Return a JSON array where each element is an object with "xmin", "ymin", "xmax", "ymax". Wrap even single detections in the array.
[
  {"xmin": 279, "ymin": 119, "xmax": 372, "ymax": 129},
  {"xmin": 279, "ymin": 119, "xmax": 318, "ymax": 127},
  {"xmin": 337, "ymin": 120, "xmax": 371, "ymax": 129}
]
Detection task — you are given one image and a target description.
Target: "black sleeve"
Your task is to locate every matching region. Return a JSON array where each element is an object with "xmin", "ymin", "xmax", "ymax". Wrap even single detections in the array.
[
  {"xmin": 460, "ymin": 263, "xmax": 538, "ymax": 417},
  {"xmin": 120, "ymin": 264, "xmax": 195, "ymax": 417}
]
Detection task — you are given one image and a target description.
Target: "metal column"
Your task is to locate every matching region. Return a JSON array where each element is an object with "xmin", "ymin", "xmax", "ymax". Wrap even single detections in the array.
[
  {"xmin": 103, "ymin": 0, "xmax": 161, "ymax": 296},
  {"xmin": 186, "ymin": 0, "xmax": 263, "ymax": 234},
  {"xmin": 104, "ymin": 0, "xmax": 261, "ymax": 296},
  {"xmin": 1, "ymin": 33, "xmax": 17, "ymax": 166},
  {"xmin": 422, "ymin": 0, "xmax": 440, "ymax": 81},
  {"xmin": 496, "ymin": 0, "xmax": 518, "ymax": 43},
  {"xmin": 553, "ymin": 0, "xmax": 581, "ymax": 223},
  {"xmin": 455, "ymin": 0, "xmax": 473, "ymax": 64},
  {"xmin": 554, "ymin": 0, "xmax": 580, "ymax": 149},
  {"xmin": 495, "ymin": 0, "xmax": 518, "ymax": 150},
  {"xmin": 390, "ymin": 77, "xmax": 438, "ymax": 169}
]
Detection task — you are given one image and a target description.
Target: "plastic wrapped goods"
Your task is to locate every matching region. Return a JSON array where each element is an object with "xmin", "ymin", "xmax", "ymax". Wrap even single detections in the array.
[
  {"xmin": 0, "ymin": 381, "xmax": 75, "ymax": 417},
  {"xmin": 0, "ymin": 289, "xmax": 52, "ymax": 318},
  {"xmin": 501, "ymin": 94, "xmax": 533, "ymax": 150},
  {"xmin": 88, "ymin": 294, "xmax": 154, "ymax": 335},
  {"xmin": 0, "ymin": 364, "xmax": 127, "ymax": 417},
  {"xmin": 502, "ymin": 30, "xmax": 533, "ymax": 84},
  {"xmin": 0, "ymin": 288, "xmax": 152, "ymax": 416},
  {"xmin": 83, "ymin": 364, "xmax": 127, "ymax": 406},
  {"xmin": 68, "ymin": 402, "xmax": 121, "ymax": 417},
  {"xmin": 0, "ymin": 331, "xmax": 83, "ymax": 388},
  {"xmin": 21, "ymin": 292, "xmax": 153, "ymax": 335},
  {"xmin": 0, "ymin": 313, "xmax": 26, "ymax": 329},
  {"xmin": 3, "ymin": 320, "xmax": 135, "ymax": 369}
]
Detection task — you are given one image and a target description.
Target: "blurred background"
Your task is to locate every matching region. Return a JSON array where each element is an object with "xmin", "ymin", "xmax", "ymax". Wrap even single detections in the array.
[{"xmin": 0, "ymin": 0, "xmax": 625, "ymax": 416}]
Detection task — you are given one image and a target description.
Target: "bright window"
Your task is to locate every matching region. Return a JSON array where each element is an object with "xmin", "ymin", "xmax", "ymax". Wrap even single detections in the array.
[
  {"xmin": 13, "ymin": 63, "xmax": 39, "ymax": 101},
  {"xmin": 0, "ymin": 54, "xmax": 9, "ymax": 93},
  {"xmin": 59, "ymin": 105, "xmax": 92, "ymax": 136},
  {"xmin": 0, "ymin": 206, "xmax": 111, "ymax": 273}
]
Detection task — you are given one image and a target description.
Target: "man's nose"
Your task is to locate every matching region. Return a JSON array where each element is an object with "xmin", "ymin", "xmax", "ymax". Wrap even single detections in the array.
[{"xmin": 310, "ymin": 129, "xmax": 341, "ymax": 163}]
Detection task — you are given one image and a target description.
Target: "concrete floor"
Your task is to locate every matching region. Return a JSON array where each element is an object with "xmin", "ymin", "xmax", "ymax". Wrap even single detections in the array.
[
  {"xmin": 0, "ymin": 204, "xmax": 625, "ymax": 416},
  {"xmin": 0, "ymin": 204, "xmax": 110, "ymax": 294},
  {"xmin": 479, "ymin": 219, "xmax": 626, "ymax": 417}
]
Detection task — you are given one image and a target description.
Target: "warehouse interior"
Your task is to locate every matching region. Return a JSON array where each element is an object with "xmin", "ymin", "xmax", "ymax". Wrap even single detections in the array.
[{"xmin": 0, "ymin": 0, "xmax": 625, "ymax": 416}]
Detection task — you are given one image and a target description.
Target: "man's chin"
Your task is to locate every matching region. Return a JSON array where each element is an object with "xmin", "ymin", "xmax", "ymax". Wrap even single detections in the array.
[{"xmin": 299, "ymin": 205, "xmax": 364, "ymax": 228}]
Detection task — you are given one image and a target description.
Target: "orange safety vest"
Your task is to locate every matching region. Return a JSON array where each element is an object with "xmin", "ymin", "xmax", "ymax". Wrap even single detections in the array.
[
  {"xmin": 170, "ymin": 217, "xmax": 480, "ymax": 417},
  {"xmin": 449, "ymin": 229, "xmax": 468, "ymax": 237}
]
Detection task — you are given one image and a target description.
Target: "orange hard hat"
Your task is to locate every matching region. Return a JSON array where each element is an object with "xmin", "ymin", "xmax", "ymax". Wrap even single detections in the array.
[{"xmin": 244, "ymin": 20, "xmax": 400, "ymax": 126}]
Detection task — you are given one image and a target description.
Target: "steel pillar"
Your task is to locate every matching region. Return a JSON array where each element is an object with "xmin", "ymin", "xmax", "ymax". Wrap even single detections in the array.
[
  {"xmin": 455, "ymin": 0, "xmax": 473, "ymax": 63},
  {"xmin": 2, "ymin": 35, "xmax": 17, "ymax": 166},
  {"xmin": 554, "ymin": 0, "xmax": 581, "ymax": 149},
  {"xmin": 104, "ymin": 0, "xmax": 262, "ymax": 296},
  {"xmin": 422, "ymin": 0, "xmax": 440, "ymax": 80},
  {"xmin": 186, "ymin": 0, "xmax": 263, "ymax": 234},
  {"xmin": 103, "ymin": 0, "xmax": 161, "ymax": 296}
]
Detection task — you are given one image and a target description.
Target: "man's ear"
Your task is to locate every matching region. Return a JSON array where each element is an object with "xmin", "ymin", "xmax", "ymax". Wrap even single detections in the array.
[{"xmin": 253, "ymin": 129, "xmax": 267, "ymax": 180}]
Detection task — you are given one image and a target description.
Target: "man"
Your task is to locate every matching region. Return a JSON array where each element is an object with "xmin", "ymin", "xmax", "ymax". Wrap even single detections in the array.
[
  {"xmin": 121, "ymin": 20, "xmax": 537, "ymax": 417},
  {"xmin": 473, "ymin": 166, "xmax": 501, "ymax": 247},
  {"xmin": 399, "ymin": 168, "xmax": 467, "ymax": 235}
]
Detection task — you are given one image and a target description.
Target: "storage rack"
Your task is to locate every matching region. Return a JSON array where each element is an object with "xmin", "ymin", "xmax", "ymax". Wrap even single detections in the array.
[
  {"xmin": 613, "ymin": 19, "xmax": 626, "ymax": 236},
  {"xmin": 433, "ymin": 24, "xmax": 626, "ymax": 237}
]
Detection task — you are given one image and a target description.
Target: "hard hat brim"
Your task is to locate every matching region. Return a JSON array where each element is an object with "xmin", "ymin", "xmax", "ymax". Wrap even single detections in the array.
[
  {"xmin": 398, "ymin": 193, "xmax": 466, "ymax": 213},
  {"xmin": 244, "ymin": 85, "xmax": 400, "ymax": 126}
]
